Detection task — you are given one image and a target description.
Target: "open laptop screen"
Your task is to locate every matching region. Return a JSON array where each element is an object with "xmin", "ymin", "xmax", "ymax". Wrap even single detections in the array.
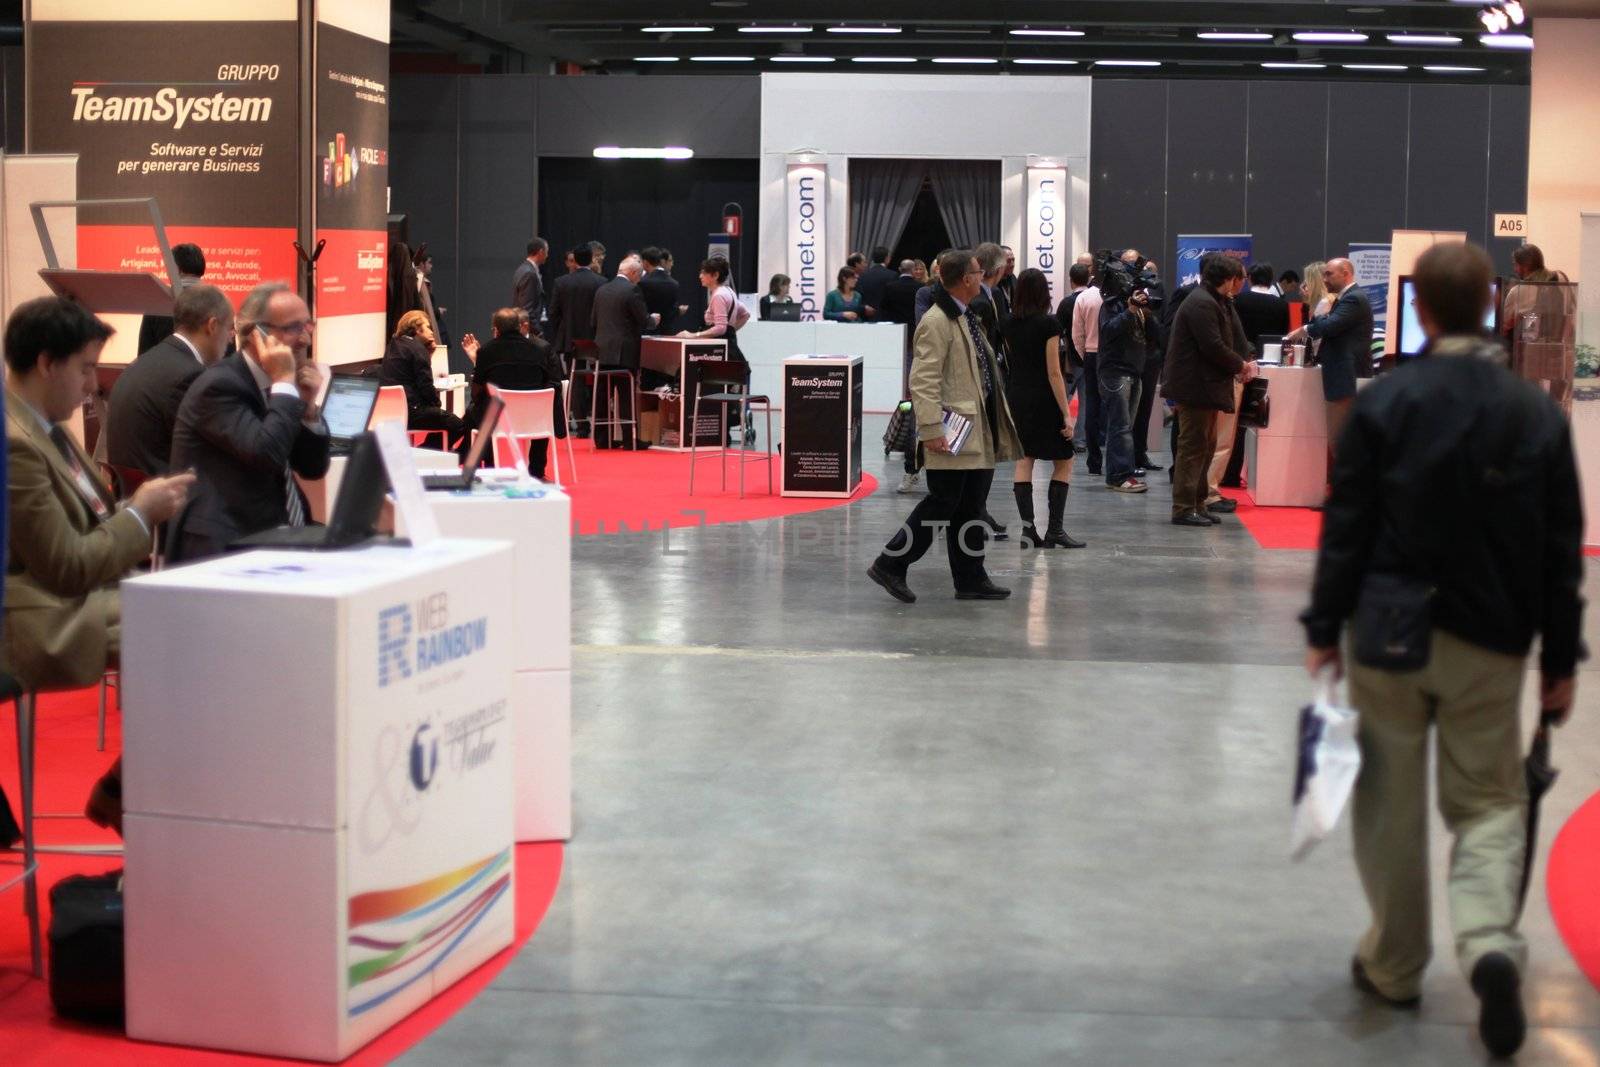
[{"xmin": 323, "ymin": 376, "xmax": 380, "ymax": 439}]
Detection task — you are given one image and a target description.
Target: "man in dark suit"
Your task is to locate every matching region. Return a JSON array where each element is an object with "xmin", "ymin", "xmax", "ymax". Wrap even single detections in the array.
[
  {"xmin": 1287, "ymin": 257, "xmax": 1374, "ymax": 461},
  {"xmin": 856, "ymin": 246, "xmax": 897, "ymax": 319},
  {"xmin": 136, "ymin": 242, "xmax": 207, "ymax": 354},
  {"xmin": 512, "ymin": 237, "xmax": 548, "ymax": 334},
  {"xmin": 168, "ymin": 283, "xmax": 331, "ymax": 562},
  {"xmin": 971, "ymin": 242, "xmax": 1012, "ymax": 368},
  {"xmin": 464, "ymin": 307, "xmax": 566, "ymax": 479},
  {"xmin": 590, "ymin": 254, "xmax": 658, "ymax": 449},
  {"xmin": 879, "ymin": 260, "xmax": 921, "ymax": 327},
  {"xmin": 1233, "ymin": 263, "xmax": 1291, "ymax": 354},
  {"xmin": 638, "ymin": 246, "xmax": 680, "ymax": 335},
  {"xmin": 108, "ymin": 284, "xmax": 233, "ymax": 476}
]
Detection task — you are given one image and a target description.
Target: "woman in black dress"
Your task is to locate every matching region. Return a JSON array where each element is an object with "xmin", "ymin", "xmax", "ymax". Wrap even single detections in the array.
[{"xmin": 1003, "ymin": 269, "xmax": 1085, "ymax": 548}]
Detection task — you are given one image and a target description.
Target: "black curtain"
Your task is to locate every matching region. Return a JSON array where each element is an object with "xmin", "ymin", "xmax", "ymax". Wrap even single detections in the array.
[
  {"xmin": 927, "ymin": 160, "xmax": 1002, "ymax": 249},
  {"xmin": 537, "ymin": 158, "xmax": 760, "ymax": 313},
  {"xmin": 849, "ymin": 159, "xmax": 927, "ymax": 261}
]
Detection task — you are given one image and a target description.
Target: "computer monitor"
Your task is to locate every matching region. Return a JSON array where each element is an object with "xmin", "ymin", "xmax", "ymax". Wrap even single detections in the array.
[
  {"xmin": 1394, "ymin": 275, "xmax": 1501, "ymax": 358},
  {"xmin": 321, "ymin": 375, "xmax": 381, "ymax": 442}
]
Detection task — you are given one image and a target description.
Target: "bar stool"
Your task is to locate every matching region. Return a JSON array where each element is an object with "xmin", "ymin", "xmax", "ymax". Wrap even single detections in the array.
[
  {"xmin": 688, "ymin": 362, "xmax": 773, "ymax": 498},
  {"xmin": 1, "ymin": 675, "xmax": 123, "ymax": 978},
  {"xmin": 591, "ymin": 368, "xmax": 640, "ymax": 450},
  {"xmin": 568, "ymin": 340, "xmax": 601, "ymax": 436}
]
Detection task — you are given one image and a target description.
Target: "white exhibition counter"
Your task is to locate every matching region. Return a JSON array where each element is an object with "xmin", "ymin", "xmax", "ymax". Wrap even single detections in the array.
[
  {"xmin": 740, "ymin": 320, "xmax": 905, "ymax": 414},
  {"xmin": 397, "ymin": 478, "xmax": 573, "ymax": 842},
  {"xmin": 1243, "ymin": 365, "xmax": 1328, "ymax": 508},
  {"xmin": 121, "ymin": 540, "xmax": 516, "ymax": 1061}
]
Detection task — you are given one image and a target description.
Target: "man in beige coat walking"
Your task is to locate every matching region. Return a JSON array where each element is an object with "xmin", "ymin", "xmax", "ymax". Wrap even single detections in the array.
[{"xmin": 868, "ymin": 249, "xmax": 1022, "ymax": 603}]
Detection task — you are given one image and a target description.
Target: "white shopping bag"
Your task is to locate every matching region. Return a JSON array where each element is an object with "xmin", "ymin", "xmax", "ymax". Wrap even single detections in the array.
[{"xmin": 1290, "ymin": 671, "xmax": 1362, "ymax": 860}]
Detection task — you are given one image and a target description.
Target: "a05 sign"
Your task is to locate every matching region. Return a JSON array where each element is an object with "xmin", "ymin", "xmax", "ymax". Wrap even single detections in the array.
[{"xmin": 1494, "ymin": 213, "xmax": 1528, "ymax": 238}]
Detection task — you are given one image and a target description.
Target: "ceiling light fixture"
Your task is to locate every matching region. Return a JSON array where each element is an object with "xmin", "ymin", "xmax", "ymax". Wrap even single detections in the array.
[
  {"xmin": 1292, "ymin": 32, "xmax": 1370, "ymax": 43},
  {"xmin": 851, "ymin": 56, "xmax": 917, "ymax": 63},
  {"xmin": 1481, "ymin": 33, "xmax": 1533, "ymax": 49},
  {"xmin": 769, "ymin": 55, "xmax": 835, "ymax": 62},
  {"xmin": 1385, "ymin": 34, "xmax": 1462, "ymax": 45},
  {"xmin": 1344, "ymin": 63, "xmax": 1408, "ymax": 71},
  {"xmin": 1425, "ymin": 65, "xmax": 1486, "ymax": 73},
  {"xmin": 642, "ymin": 25, "xmax": 711, "ymax": 33},
  {"xmin": 633, "ymin": 56, "xmax": 680, "ymax": 62},
  {"xmin": 1263, "ymin": 62, "xmax": 1327, "ymax": 69},
  {"xmin": 827, "ymin": 26, "xmax": 902, "ymax": 34},
  {"xmin": 594, "ymin": 146, "xmax": 694, "ymax": 159},
  {"xmin": 932, "ymin": 57, "xmax": 999, "ymax": 64},
  {"xmin": 690, "ymin": 55, "xmax": 754, "ymax": 62},
  {"xmin": 1012, "ymin": 58, "xmax": 1081, "ymax": 65},
  {"xmin": 1094, "ymin": 60, "xmax": 1161, "ymax": 67},
  {"xmin": 1197, "ymin": 31, "xmax": 1274, "ymax": 41},
  {"xmin": 1010, "ymin": 28, "xmax": 1086, "ymax": 37},
  {"xmin": 738, "ymin": 25, "xmax": 812, "ymax": 34}
]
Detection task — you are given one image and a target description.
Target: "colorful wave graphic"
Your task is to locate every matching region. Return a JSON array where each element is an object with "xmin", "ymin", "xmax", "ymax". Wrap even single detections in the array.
[{"xmin": 347, "ymin": 848, "xmax": 512, "ymax": 1017}]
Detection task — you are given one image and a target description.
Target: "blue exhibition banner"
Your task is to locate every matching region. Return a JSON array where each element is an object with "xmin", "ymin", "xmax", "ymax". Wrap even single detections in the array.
[
  {"xmin": 1175, "ymin": 234, "xmax": 1253, "ymax": 287},
  {"xmin": 1348, "ymin": 242, "xmax": 1391, "ymax": 332}
]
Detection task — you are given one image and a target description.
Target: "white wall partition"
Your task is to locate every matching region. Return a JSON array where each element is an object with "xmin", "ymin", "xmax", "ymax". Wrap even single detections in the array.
[{"xmin": 757, "ymin": 74, "xmax": 1092, "ymax": 299}]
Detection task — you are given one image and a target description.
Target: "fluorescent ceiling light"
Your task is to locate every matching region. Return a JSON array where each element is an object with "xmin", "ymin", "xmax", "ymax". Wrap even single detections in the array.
[
  {"xmin": 827, "ymin": 26, "xmax": 901, "ymax": 34},
  {"xmin": 1293, "ymin": 32, "xmax": 1369, "ymax": 43},
  {"xmin": 851, "ymin": 55, "xmax": 916, "ymax": 63},
  {"xmin": 1198, "ymin": 31, "xmax": 1274, "ymax": 41},
  {"xmin": 1425, "ymin": 65, "xmax": 1485, "ymax": 72},
  {"xmin": 1481, "ymin": 33, "xmax": 1533, "ymax": 49},
  {"xmin": 1386, "ymin": 33, "xmax": 1462, "ymax": 45},
  {"xmin": 932, "ymin": 57, "xmax": 999, "ymax": 64},
  {"xmin": 1263, "ymin": 62, "xmax": 1327, "ymax": 69},
  {"xmin": 1010, "ymin": 28, "xmax": 1085, "ymax": 38},
  {"xmin": 593, "ymin": 146, "xmax": 694, "ymax": 159},
  {"xmin": 769, "ymin": 55, "xmax": 835, "ymax": 63},
  {"xmin": 1095, "ymin": 60, "xmax": 1161, "ymax": 67},
  {"xmin": 1344, "ymin": 63, "xmax": 1408, "ymax": 71},
  {"xmin": 738, "ymin": 25, "xmax": 812, "ymax": 34},
  {"xmin": 642, "ymin": 25, "xmax": 711, "ymax": 33},
  {"xmin": 690, "ymin": 55, "xmax": 754, "ymax": 62},
  {"xmin": 633, "ymin": 56, "xmax": 680, "ymax": 63},
  {"xmin": 1013, "ymin": 58, "xmax": 1081, "ymax": 65}
]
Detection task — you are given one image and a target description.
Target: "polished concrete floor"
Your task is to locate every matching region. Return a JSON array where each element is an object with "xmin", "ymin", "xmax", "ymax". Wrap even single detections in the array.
[{"xmin": 406, "ymin": 426, "xmax": 1600, "ymax": 1066}]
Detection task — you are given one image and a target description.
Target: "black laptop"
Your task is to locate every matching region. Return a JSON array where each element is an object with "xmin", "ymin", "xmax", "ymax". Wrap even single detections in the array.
[
  {"xmin": 421, "ymin": 394, "xmax": 504, "ymax": 491},
  {"xmin": 231, "ymin": 431, "xmax": 391, "ymax": 551},
  {"xmin": 768, "ymin": 301, "xmax": 802, "ymax": 322},
  {"xmin": 321, "ymin": 375, "xmax": 382, "ymax": 456}
]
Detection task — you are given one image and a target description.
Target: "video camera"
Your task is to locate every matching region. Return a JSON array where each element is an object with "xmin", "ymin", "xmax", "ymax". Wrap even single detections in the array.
[{"xmin": 1094, "ymin": 249, "xmax": 1161, "ymax": 304}]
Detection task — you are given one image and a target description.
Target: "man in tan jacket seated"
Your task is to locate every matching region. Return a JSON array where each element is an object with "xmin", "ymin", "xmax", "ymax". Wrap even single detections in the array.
[
  {"xmin": 868, "ymin": 248, "xmax": 1022, "ymax": 604},
  {"xmin": 4, "ymin": 296, "xmax": 193, "ymax": 832}
]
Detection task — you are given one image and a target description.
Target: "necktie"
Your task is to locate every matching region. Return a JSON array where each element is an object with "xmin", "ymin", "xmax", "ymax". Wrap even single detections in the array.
[
  {"xmin": 49, "ymin": 425, "xmax": 113, "ymax": 520},
  {"xmin": 963, "ymin": 311, "xmax": 994, "ymax": 398},
  {"xmin": 264, "ymin": 388, "xmax": 307, "ymax": 527}
]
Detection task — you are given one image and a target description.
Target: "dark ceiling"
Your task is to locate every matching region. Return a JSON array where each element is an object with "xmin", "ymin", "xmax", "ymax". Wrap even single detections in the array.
[{"xmin": 393, "ymin": 1, "xmax": 1534, "ymax": 81}]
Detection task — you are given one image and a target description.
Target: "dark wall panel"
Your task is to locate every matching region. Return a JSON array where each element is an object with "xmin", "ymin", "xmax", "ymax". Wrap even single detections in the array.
[
  {"xmin": 1245, "ymin": 82, "xmax": 1330, "ymax": 279},
  {"xmin": 1324, "ymin": 83, "xmax": 1411, "ymax": 259},
  {"xmin": 1488, "ymin": 85, "xmax": 1531, "ymax": 277},
  {"xmin": 1165, "ymin": 81, "xmax": 1249, "ymax": 266},
  {"xmin": 1089, "ymin": 80, "xmax": 1168, "ymax": 263},
  {"xmin": 389, "ymin": 75, "xmax": 460, "ymax": 327},
  {"xmin": 456, "ymin": 77, "xmax": 537, "ymax": 345},
  {"xmin": 1407, "ymin": 84, "xmax": 1491, "ymax": 245},
  {"xmin": 535, "ymin": 76, "xmax": 759, "ymax": 158}
]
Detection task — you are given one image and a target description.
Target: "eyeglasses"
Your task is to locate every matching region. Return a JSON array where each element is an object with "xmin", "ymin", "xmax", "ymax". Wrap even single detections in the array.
[
  {"xmin": 263, "ymin": 319, "xmax": 315, "ymax": 335},
  {"xmin": 964, "ymin": 269, "xmax": 985, "ymax": 278}
]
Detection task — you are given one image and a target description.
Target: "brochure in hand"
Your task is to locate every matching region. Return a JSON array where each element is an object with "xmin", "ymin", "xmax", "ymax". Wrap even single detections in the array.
[{"xmin": 941, "ymin": 408, "xmax": 973, "ymax": 455}]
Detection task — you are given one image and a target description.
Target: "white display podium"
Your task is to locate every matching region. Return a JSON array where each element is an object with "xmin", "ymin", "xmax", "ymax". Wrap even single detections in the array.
[
  {"xmin": 1244, "ymin": 365, "xmax": 1328, "ymax": 507},
  {"xmin": 121, "ymin": 540, "xmax": 516, "ymax": 1062},
  {"xmin": 397, "ymin": 478, "xmax": 572, "ymax": 842}
]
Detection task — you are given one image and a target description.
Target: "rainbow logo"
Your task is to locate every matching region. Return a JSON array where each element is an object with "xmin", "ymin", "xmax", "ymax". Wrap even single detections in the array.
[{"xmin": 346, "ymin": 848, "xmax": 512, "ymax": 1017}]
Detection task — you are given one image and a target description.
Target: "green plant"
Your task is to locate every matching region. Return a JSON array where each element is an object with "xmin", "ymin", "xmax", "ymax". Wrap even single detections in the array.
[{"xmin": 1577, "ymin": 343, "xmax": 1599, "ymax": 379}]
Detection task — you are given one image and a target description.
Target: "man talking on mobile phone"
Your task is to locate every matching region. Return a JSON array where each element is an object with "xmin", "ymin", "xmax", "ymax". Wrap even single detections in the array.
[
  {"xmin": 168, "ymin": 282, "xmax": 331, "ymax": 562},
  {"xmin": 1299, "ymin": 242, "xmax": 1583, "ymax": 1059}
]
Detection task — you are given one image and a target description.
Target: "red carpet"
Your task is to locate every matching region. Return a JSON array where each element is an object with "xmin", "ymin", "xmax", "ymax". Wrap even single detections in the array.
[
  {"xmin": 0, "ymin": 687, "xmax": 563, "ymax": 1065},
  {"xmin": 552, "ymin": 438, "xmax": 877, "ymax": 537},
  {"xmin": 1548, "ymin": 789, "xmax": 1600, "ymax": 993}
]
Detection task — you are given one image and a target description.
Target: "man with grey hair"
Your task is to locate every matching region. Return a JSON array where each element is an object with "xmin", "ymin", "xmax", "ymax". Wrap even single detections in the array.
[
  {"xmin": 108, "ymin": 283, "xmax": 234, "ymax": 476},
  {"xmin": 168, "ymin": 282, "xmax": 330, "ymax": 561},
  {"xmin": 590, "ymin": 254, "xmax": 658, "ymax": 449}
]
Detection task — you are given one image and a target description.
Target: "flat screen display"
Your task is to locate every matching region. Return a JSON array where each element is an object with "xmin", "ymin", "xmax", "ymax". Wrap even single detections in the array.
[{"xmin": 1395, "ymin": 275, "xmax": 1500, "ymax": 357}]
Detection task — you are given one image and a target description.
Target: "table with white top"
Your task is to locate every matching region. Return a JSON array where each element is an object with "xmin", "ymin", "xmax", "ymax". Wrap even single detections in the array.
[{"xmin": 1243, "ymin": 364, "xmax": 1328, "ymax": 507}]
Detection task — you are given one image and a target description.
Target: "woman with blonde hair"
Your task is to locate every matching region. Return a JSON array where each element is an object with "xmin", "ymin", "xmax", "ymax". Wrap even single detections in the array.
[{"xmin": 380, "ymin": 309, "xmax": 469, "ymax": 459}]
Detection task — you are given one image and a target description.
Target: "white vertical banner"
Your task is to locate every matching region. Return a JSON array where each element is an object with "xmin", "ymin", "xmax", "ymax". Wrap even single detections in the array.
[
  {"xmin": 1024, "ymin": 166, "xmax": 1068, "ymax": 307},
  {"xmin": 786, "ymin": 161, "xmax": 827, "ymax": 322}
]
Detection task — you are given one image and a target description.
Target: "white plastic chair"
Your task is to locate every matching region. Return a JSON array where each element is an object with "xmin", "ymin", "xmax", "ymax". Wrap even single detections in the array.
[
  {"xmin": 492, "ymin": 387, "xmax": 576, "ymax": 487},
  {"xmin": 370, "ymin": 384, "xmax": 447, "ymax": 450}
]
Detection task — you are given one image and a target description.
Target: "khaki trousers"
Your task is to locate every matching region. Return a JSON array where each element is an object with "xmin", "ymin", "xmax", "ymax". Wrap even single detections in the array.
[
  {"xmin": 1347, "ymin": 629, "xmax": 1528, "ymax": 1000},
  {"xmin": 1171, "ymin": 405, "xmax": 1221, "ymax": 517},
  {"xmin": 1205, "ymin": 380, "xmax": 1246, "ymax": 504}
]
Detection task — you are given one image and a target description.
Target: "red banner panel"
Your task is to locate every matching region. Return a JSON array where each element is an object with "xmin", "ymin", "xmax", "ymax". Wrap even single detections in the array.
[
  {"xmin": 315, "ymin": 228, "xmax": 387, "ymax": 318},
  {"xmin": 77, "ymin": 224, "xmax": 299, "ymax": 306}
]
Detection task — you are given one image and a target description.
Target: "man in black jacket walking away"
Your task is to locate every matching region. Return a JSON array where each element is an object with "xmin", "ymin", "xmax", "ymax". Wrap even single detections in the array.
[{"xmin": 1300, "ymin": 242, "xmax": 1584, "ymax": 1061}]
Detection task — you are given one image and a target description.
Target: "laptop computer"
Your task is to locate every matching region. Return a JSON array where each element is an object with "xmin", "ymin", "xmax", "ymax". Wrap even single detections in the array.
[
  {"xmin": 421, "ymin": 394, "xmax": 504, "ymax": 491},
  {"xmin": 231, "ymin": 431, "xmax": 391, "ymax": 551},
  {"xmin": 768, "ymin": 301, "xmax": 803, "ymax": 322},
  {"xmin": 322, "ymin": 375, "xmax": 382, "ymax": 456}
]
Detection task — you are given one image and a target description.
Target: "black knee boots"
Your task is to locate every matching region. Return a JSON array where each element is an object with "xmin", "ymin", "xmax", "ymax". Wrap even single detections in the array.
[
  {"xmin": 1043, "ymin": 480, "xmax": 1086, "ymax": 549},
  {"xmin": 1013, "ymin": 482, "xmax": 1042, "ymax": 548}
]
